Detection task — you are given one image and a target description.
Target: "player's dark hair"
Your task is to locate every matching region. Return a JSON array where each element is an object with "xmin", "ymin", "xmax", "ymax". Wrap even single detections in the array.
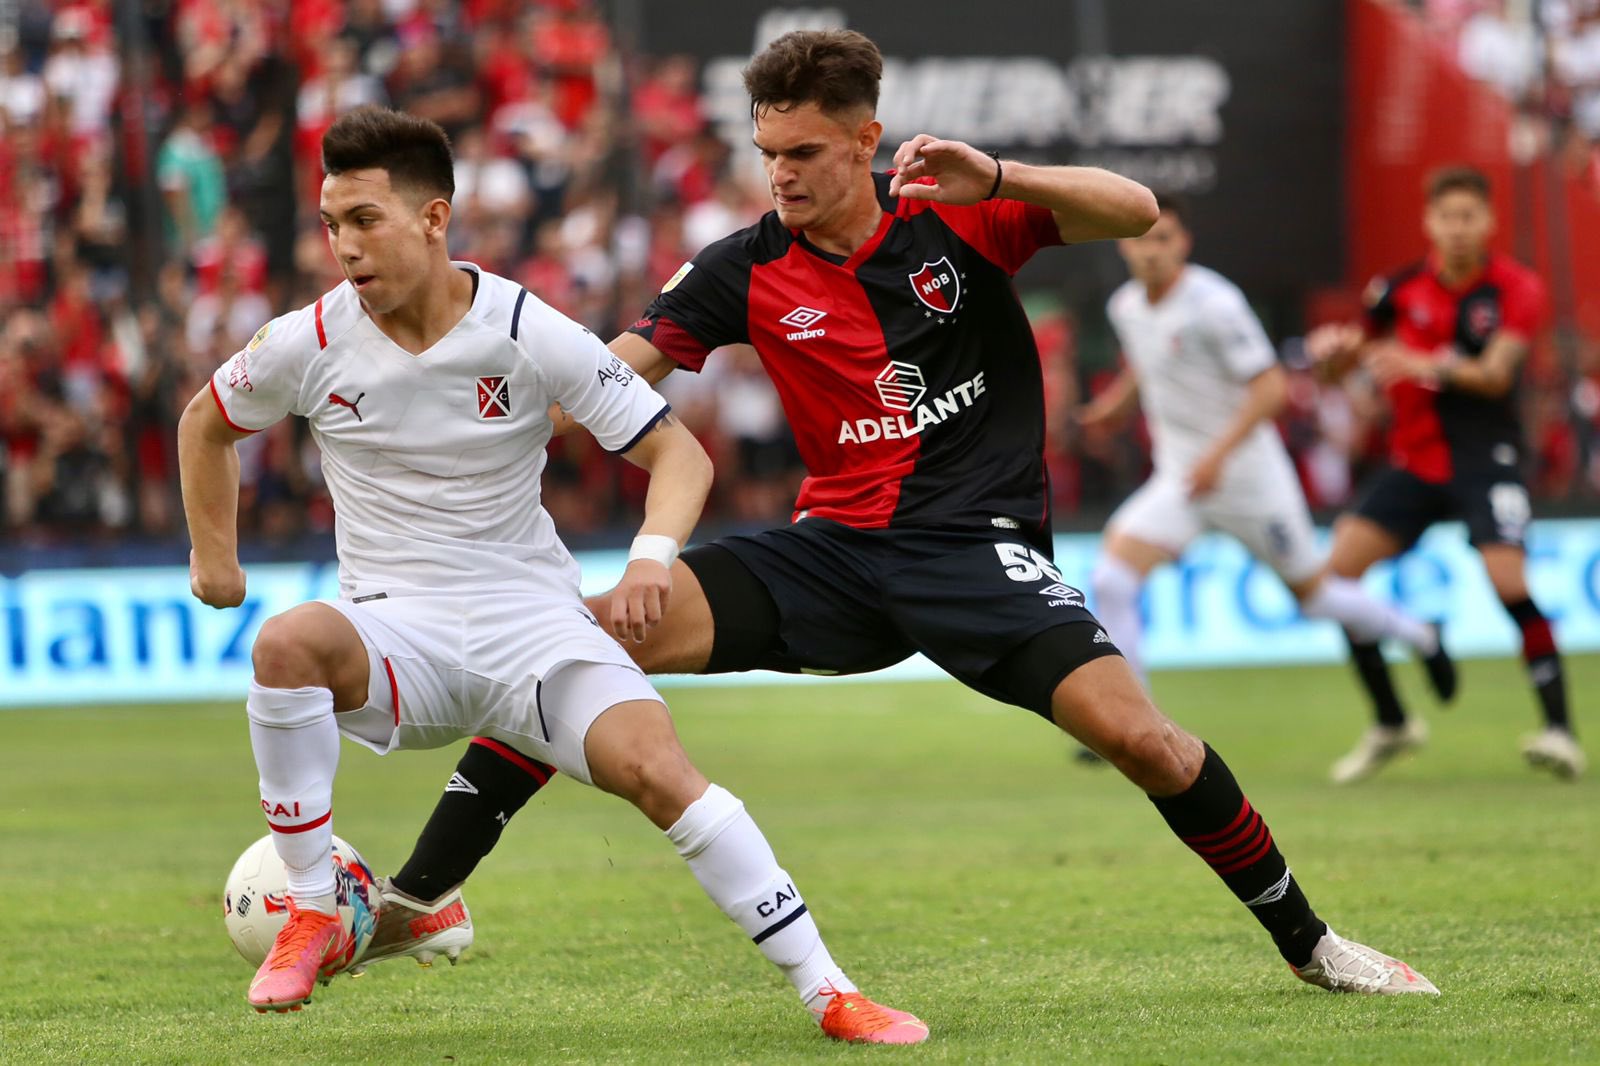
[
  {"xmin": 322, "ymin": 106, "xmax": 455, "ymax": 202},
  {"xmin": 1155, "ymin": 192, "xmax": 1191, "ymax": 228},
  {"xmin": 1425, "ymin": 165, "xmax": 1490, "ymax": 203},
  {"xmin": 743, "ymin": 29, "xmax": 882, "ymax": 119}
]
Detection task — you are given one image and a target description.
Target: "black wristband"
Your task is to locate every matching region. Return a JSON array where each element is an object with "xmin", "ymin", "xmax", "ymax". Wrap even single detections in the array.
[{"xmin": 983, "ymin": 151, "xmax": 1003, "ymax": 200}]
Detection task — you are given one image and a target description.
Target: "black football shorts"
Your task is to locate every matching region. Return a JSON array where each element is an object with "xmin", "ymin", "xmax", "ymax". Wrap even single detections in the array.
[
  {"xmin": 1354, "ymin": 465, "xmax": 1531, "ymax": 550},
  {"xmin": 681, "ymin": 517, "xmax": 1121, "ymax": 718}
]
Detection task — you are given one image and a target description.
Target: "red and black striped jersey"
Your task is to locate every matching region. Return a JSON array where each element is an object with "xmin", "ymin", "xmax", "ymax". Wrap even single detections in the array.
[
  {"xmin": 1362, "ymin": 252, "xmax": 1546, "ymax": 482},
  {"xmin": 628, "ymin": 173, "xmax": 1063, "ymax": 534}
]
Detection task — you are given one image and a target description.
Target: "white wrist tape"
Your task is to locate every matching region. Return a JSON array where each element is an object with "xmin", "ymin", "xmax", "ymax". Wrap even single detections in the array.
[{"xmin": 628, "ymin": 534, "xmax": 680, "ymax": 569}]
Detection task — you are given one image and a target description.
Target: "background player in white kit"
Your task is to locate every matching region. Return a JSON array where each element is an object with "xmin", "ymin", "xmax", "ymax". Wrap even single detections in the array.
[
  {"xmin": 176, "ymin": 106, "xmax": 925, "ymax": 1044},
  {"xmin": 1079, "ymin": 197, "xmax": 1456, "ymax": 730}
]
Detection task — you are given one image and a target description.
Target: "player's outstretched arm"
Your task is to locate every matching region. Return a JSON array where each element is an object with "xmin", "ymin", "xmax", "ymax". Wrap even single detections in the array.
[
  {"xmin": 177, "ymin": 386, "xmax": 252, "ymax": 608},
  {"xmin": 1304, "ymin": 322, "xmax": 1369, "ymax": 383},
  {"xmin": 888, "ymin": 134, "xmax": 1157, "ymax": 243},
  {"xmin": 1187, "ymin": 365, "xmax": 1288, "ymax": 499},
  {"xmin": 609, "ymin": 414, "xmax": 714, "ymax": 643},
  {"xmin": 1076, "ymin": 366, "xmax": 1141, "ymax": 429},
  {"xmin": 547, "ymin": 333, "xmax": 683, "ymax": 438},
  {"xmin": 1430, "ymin": 332, "xmax": 1528, "ymax": 398}
]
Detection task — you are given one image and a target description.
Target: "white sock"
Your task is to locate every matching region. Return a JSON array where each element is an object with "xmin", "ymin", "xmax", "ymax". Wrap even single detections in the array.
[
  {"xmin": 665, "ymin": 783, "xmax": 855, "ymax": 1016},
  {"xmin": 1091, "ymin": 555, "xmax": 1147, "ymax": 684},
  {"xmin": 246, "ymin": 681, "xmax": 340, "ymax": 910},
  {"xmin": 1301, "ymin": 576, "xmax": 1435, "ymax": 651}
]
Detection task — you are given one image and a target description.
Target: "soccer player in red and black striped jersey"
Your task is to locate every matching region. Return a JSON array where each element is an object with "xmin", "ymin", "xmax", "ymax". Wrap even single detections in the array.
[
  {"xmin": 1309, "ymin": 166, "xmax": 1583, "ymax": 782},
  {"xmin": 392, "ymin": 29, "xmax": 1439, "ymax": 999}
]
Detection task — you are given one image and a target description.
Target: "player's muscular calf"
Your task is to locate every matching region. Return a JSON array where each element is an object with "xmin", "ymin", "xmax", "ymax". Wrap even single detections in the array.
[
  {"xmin": 1050, "ymin": 656, "xmax": 1205, "ymax": 795},
  {"xmin": 1323, "ymin": 515, "xmax": 1403, "ymax": 581}
]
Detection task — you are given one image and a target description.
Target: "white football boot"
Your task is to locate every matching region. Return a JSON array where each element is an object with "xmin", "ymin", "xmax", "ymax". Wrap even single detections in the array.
[
  {"xmin": 1293, "ymin": 927, "xmax": 1440, "ymax": 995},
  {"xmin": 1521, "ymin": 728, "xmax": 1586, "ymax": 780},
  {"xmin": 350, "ymin": 878, "xmax": 474, "ymax": 973},
  {"xmin": 1330, "ymin": 718, "xmax": 1428, "ymax": 785}
]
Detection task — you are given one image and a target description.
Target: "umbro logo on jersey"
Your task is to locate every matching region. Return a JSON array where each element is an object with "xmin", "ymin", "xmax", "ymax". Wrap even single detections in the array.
[
  {"xmin": 779, "ymin": 305, "xmax": 828, "ymax": 340},
  {"xmin": 476, "ymin": 375, "xmax": 511, "ymax": 419},
  {"xmin": 909, "ymin": 256, "xmax": 960, "ymax": 313},
  {"xmin": 327, "ymin": 391, "xmax": 366, "ymax": 422},
  {"xmin": 444, "ymin": 772, "xmax": 478, "ymax": 796}
]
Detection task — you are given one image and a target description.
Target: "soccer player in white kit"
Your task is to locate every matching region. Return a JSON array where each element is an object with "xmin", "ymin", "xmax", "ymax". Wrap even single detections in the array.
[
  {"xmin": 176, "ymin": 106, "xmax": 926, "ymax": 1044},
  {"xmin": 1079, "ymin": 197, "xmax": 1455, "ymax": 717}
]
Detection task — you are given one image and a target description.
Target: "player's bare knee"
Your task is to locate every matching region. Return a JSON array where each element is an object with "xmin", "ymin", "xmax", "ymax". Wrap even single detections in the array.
[
  {"xmin": 1104, "ymin": 717, "xmax": 1202, "ymax": 794},
  {"xmin": 599, "ymin": 745, "xmax": 704, "ymax": 826},
  {"xmin": 251, "ymin": 613, "xmax": 332, "ymax": 690}
]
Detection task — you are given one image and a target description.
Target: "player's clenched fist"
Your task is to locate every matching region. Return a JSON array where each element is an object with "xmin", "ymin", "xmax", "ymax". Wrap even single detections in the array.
[
  {"xmin": 888, "ymin": 135, "xmax": 1002, "ymax": 204},
  {"xmin": 611, "ymin": 559, "xmax": 672, "ymax": 644},
  {"xmin": 190, "ymin": 549, "xmax": 247, "ymax": 608}
]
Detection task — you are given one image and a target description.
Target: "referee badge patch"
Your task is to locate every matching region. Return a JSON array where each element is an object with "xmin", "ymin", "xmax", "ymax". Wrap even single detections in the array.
[{"xmin": 476, "ymin": 375, "xmax": 511, "ymax": 419}]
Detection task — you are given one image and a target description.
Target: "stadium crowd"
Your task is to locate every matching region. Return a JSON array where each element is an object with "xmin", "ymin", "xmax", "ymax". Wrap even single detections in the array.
[
  {"xmin": 1417, "ymin": 0, "xmax": 1600, "ymax": 168},
  {"xmin": 0, "ymin": 0, "xmax": 1595, "ymax": 550}
]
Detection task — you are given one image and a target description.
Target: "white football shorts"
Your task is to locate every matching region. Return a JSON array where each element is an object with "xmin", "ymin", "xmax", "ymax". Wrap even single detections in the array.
[
  {"xmin": 1108, "ymin": 457, "xmax": 1323, "ymax": 585},
  {"xmin": 323, "ymin": 591, "xmax": 659, "ymax": 785}
]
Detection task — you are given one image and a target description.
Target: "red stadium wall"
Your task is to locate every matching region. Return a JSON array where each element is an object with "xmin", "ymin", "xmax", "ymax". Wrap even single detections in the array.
[{"xmin": 1345, "ymin": 0, "xmax": 1600, "ymax": 338}]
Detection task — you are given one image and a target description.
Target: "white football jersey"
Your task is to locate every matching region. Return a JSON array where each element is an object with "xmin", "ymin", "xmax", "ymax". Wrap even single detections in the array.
[
  {"xmin": 1106, "ymin": 264, "xmax": 1287, "ymax": 482},
  {"xmin": 210, "ymin": 263, "xmax": 670, "ymax": 600}
]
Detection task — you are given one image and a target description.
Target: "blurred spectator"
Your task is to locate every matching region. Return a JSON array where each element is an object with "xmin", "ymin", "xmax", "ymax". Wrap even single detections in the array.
[
  {"xmin": 298, "ymin": 37, "xmax": 387, "ymax": 135},
  {"xmin": 387, "ymin": 26, "xmax": 479, "ymax": 140},
  {"xmin": 1459, "ymin": 1, "xmax": 1543, "ymax": 100},
  {"xmin": 41, "ymin": 3, "xmax": 118, "ymax": 140},
  {"xmin": 157, "ymin": 100, "xmax": 227, "ymax": 257},
  {"xmin": 0, "ymin": 38, "xmax": 46, "ymax": 126}
]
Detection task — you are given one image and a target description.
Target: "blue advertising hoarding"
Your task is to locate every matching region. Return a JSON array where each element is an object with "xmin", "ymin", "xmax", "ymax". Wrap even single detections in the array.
[{"xmin": 3, "ymin": 519, "xmax": 1598, "ymax": 707}]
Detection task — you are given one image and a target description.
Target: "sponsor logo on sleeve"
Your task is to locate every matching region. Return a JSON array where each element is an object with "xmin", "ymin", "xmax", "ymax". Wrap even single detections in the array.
[
  {"xmin": 597, "ymin": 356, "xmax": 637, "ymax": 388},
  {"xmin": 225, "ymin": 351, "xmax": 254, "ymax": 392}
]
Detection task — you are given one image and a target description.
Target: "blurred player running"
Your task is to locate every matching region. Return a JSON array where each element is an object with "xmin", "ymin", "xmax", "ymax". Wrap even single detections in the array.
[
  {"xmin": 1308, "ymin": 165, "xmax": 1583, "ymax": 782},
  {"xmin": 1080, "ymin": 196, "xmax": 1454, "ymax": 697},
  {"xmin": 378, "ymin": 31, "xmax": 1439, "ymax": 999},
  {"xmin": 177, "ymin": 106, "xmax": 926, "ymax": 1043}
]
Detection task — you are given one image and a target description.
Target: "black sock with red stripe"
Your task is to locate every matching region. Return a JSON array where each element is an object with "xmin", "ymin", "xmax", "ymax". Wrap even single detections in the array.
[
  {"xmin": 1505, "ymin": 598, "xmax": 1571, "ymax": 732},
  {"xmin": 1344, "ymin": 630, "xmax": 1408, "ymax": 727},
  {"xmin": 1150, "ymin": 744, "xmax": 1326, "ymax": 967},
  {"xmin": 391, "ymin": 738, "xmax": 555, "ymax": 902}
]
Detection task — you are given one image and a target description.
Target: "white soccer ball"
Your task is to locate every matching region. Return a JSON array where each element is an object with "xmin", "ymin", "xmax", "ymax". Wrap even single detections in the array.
[{"xmin": 222, "ymin": 833, "xmax": 381, "ymax": 969}]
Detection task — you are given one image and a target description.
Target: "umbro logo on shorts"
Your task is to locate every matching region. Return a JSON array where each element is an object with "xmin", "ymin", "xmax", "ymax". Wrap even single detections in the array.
[{"xmin": 1038, "ymin": 582, "xmax": 1085, "ymax": 608}]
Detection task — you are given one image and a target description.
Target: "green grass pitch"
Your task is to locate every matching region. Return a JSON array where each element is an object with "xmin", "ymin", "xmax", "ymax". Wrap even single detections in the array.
[{"xmin": 2, "ymin": 657, "xmax": 1596, "ymax": 1064}]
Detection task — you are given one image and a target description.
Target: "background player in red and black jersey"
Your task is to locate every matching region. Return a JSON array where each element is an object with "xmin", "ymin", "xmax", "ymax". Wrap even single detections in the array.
[
  {"xmin": 1310, "ymin": 166, "xmax": 1583, "ymax": 782},
  {"xmin": 386, "ymin": 29, "xmax": 1440, "ymax": 998}
]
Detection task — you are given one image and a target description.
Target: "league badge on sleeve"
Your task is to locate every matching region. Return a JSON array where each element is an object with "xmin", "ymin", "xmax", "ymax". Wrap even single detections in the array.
[
  {"xmin": 476, "ymin": 375, "xmax": 511, "ymax": 419},
  {"xmin": 909, "ymin": 257, "xmax": 960, "ymax": 314}
]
